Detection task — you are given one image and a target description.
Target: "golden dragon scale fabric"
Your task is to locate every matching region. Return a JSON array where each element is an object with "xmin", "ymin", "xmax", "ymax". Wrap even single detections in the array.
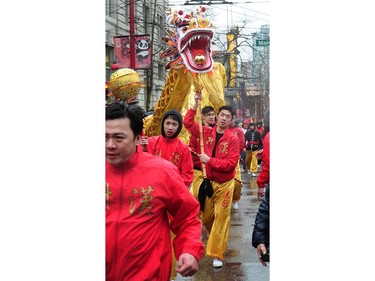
[{"xmin": 144, "ymin": 6, "xmax": 226, "ymax": 144}]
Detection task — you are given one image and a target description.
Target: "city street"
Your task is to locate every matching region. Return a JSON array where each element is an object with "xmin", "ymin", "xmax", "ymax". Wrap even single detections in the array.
[{"xmin": 176, "ymin": 170, "xmax": 270, "ymax": 281}]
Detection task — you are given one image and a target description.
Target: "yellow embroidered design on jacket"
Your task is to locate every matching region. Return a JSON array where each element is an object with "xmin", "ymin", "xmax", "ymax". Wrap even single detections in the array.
[
  {"xmin": 129, "ymin": 186, "xmax": 154, "ymax": 216},
  {"xmin": 206, "ymin": 136, "xmax": 214, "ymax": 146},
  {"xmin": 154, "ymin": 150, "xmax": 162, "ymax": 158},
  {"xmin": 219, "ymin": 141, "xmax": 229, "ymax": 154},
  {"xmin": 170, "ymin": 152, "xmax": 181, "ymax": 165},
  {"xmin": 139, "ymin": 186, "xmax": 154, "ymax": 216}
]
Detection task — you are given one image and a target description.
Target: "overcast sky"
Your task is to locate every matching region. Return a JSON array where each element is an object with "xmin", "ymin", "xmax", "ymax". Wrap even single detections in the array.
[{"xmin": 168, "ymin": 1, "xmax": 270, "ymax": 33}]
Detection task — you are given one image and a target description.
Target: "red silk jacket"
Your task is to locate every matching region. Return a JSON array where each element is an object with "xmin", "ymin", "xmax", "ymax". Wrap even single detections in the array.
[
  {"xmin": 257, "ymin": 132, "xmax": 270, "ymax": 188},
  {"xmin": 146, "ymin": 135, "xmax": 194, "ymax": 188},
  {"xmin": 229, "ymin": 126, "xmax": 246, "ymax": 154},
  {"xmin": 106, "ymin": 150, "xmax": 204, "ymax": 281}
]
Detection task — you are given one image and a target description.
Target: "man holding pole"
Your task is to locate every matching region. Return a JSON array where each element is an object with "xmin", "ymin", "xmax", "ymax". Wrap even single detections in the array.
[
  {"xmin": 183, "ymin": 91, "xmax": 240, "ymax": 268},
  {"xmin": 188, "ymin": 105, "xmax": 217, "ymax": 201}
]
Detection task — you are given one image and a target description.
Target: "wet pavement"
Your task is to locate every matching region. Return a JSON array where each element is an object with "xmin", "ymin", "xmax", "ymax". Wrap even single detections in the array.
[{"xmin": 176, "ymin": 169, "xmax": 270, "ymax": 281}]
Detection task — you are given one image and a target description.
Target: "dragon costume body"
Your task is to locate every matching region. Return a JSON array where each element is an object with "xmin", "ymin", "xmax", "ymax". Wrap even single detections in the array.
[{"xmin": 144, "ymin": 6, "xmax": 226, "ymax": 143}]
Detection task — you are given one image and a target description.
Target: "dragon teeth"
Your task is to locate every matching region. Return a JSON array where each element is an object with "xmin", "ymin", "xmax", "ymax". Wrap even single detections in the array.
[{"xmin": 181, "ymin": 34, "xmax": 210, "ymax": 51}]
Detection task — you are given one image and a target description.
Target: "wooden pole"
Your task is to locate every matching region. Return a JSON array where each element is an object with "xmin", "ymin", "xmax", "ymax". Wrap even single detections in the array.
[{"xmin": 196, "ymin": 98, "xmax": 207, "ymax": 178}]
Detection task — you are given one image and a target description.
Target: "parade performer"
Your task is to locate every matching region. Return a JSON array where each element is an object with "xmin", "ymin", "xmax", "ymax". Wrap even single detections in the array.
[
  {"xmin": 184, "ymin": 91, "xmax": 240, "ymax": 268},
  {"xmin": 245, "ymin": 122, "xmax": 263, "ymax": 176},
  {"xmin": 105, "ymin": 103, "xmax": 204, "ymax": 281},
  {"xmin": 142, "ymin": 110, "xmax": 193, "ymax": 188},
  {"xmin": 141, "ymin": 109, "xmax": 194, "ymax": 281},
  {"xmin": 255, "ymin": 120, "xmax": 265, "ymax": 167},
  {"xmin": 188, "ymin": 105, "xmax": 216, "ymax": 199}
]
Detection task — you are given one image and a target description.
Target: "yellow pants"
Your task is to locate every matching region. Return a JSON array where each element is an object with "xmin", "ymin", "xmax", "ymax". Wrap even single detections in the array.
[
  {"xmin": 170, "ymin": 230, "xmax": 177, "ymax": 280},
  {"xmin": 233, "ymin": 162, "xmax": 242, "ymax": 202},
  {"xmin": 191, "ymin": 169, "xmax": 203, "ymax": 199},
  {"xmin": 201, "ymin": 179, "xmax": 234, "ymax": 261},
  {"xmin": 246, "ymin": 150, "xmax": 258, "ymax": 173},
  {"xmin": 192, "ymin": 167, "xmax": 241, "ymax": 202}
]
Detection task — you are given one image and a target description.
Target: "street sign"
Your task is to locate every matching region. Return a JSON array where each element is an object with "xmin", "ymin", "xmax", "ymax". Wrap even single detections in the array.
[{"xmin": 256, "ymin": 39, "xmax": 269, "ymax": 47}]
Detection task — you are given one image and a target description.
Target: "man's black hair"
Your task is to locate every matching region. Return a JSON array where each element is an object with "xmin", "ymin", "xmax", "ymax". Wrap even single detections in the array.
[
  {"xmin": 218, "ymin": 105, "xmax": 235, "ymax": 117},
  {"xmin": 106, "ymin": 102, "xmax": 145, "ymax": 137},
  {"xmin": 202, "ymin": 106, "xmax": 215, "ymax": 115}
]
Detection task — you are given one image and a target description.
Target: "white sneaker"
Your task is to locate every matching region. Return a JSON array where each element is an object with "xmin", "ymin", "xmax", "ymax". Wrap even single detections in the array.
[
  {"xmin": 213, "ymin": 258, "xmax": 223, "ymax": 268},
  {"xmin": 251, "ymin": 173, "xmax": 258, "ymax": 177},
  {"xmin": 232, "ymin": 202, "xmax": 239, "ymax": 210}
]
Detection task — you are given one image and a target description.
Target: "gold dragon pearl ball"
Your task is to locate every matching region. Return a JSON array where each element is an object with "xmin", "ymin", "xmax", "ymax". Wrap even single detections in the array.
[
  {"xmin": 195, "ymin": 54, "xmax": 205, "ymax": 65},
  {"xmin": 109, "ymin": 68, "xmax": 142, "ymax": 101}
]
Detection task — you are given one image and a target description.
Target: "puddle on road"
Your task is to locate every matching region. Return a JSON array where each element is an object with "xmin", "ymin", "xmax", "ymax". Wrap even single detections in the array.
[{"xmin": 244, "ymin": 191, "xmax": 257, "ymax": 196}]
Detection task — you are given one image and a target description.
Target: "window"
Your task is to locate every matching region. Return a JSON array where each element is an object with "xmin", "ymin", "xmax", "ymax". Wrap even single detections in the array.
[
  {"xmin": 158, "ymin": 14, "xmax": 163, "ymax": 40},
  {"xmin": 144, "ymin": 5, "xmax": 150, "ymax": 33},
  {"xmin": 158, "ymin": 63, "xmax": 164, "ymax": 80},
  {"xmin": 106, "ymin": 0, "xmax": 116, "ymax": 18}
]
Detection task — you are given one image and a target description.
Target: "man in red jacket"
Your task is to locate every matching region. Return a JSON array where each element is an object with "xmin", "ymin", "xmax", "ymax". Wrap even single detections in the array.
[
  {"xmin": 245, "ymin": 122, "xmax": 263, "ymax": 176},
  {"xmin": 106, "ymin": 102, "xmax": 204, "ymax": 281},
  {"xmin": 184, "ymin": 91, "xmax": 240, "ymax": 268},
  {"xmin": 255, "ymin": 120, "xmax": 264, "ymax": 136},
  {"xmin": 140, "ymin": 109, "xmax": 194, "ymax": 280},
  {"xmin": 188, "ymin": 105, "xmax": 216, "ymax": 199}
]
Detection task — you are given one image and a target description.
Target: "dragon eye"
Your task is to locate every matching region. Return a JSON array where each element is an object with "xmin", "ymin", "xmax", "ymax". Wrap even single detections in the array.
[{"xmin": 176, "ymin": 25, "xmax": 188, "ymax": 36}]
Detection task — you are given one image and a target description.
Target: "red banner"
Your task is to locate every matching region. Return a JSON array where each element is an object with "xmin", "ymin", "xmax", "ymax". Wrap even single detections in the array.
[
  {"xmin": 113, "ymin": 36, "xmax": 130, "ymax": 68},
  {"xmin": 113, "ymin": 35, "xmax": 151, "ymax": 69}
]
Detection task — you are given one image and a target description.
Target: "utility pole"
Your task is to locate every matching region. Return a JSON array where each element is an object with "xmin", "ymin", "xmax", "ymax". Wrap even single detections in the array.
[
  {"xmin": 129, "ymin": 0, "xmax": 135, "ymax": 69},
  {"xmin": 146, "ymin": 0, "xmax": 158, "ymax": 111}
]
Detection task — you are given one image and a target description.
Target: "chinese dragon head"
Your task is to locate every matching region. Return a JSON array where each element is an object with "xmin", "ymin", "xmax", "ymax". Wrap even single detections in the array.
[
  {"xmin": 144, "ymin": 6, "xmax": 226, "ymax": 142},
  {"xmin": 163, "ymin": 6, "xmax": 214, "ymax": 74}
]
